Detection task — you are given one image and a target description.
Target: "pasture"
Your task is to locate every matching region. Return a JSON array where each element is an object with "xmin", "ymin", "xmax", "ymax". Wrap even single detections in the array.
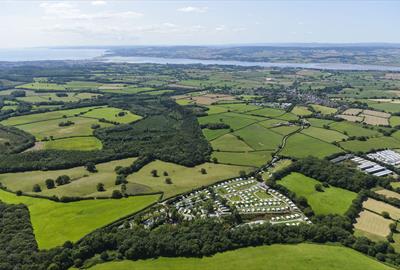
[
  {"xmin": 85, "ymin": 244, "xmax": 394, "ymax": 270},
  {"xmin": 126, "ymin": 160, "xmax": 253, "ymax": 198},
  {"xmin": 0, "ymin": 106, "xmax": 102, "ymax": 126},
  {"xmin": 291, "ymin": 106, "xmax": 312, "ymax": 116},
  {"xmin": 248, "ymin": 107, "xmax": 286, "ymax": 118},
  {"xmin": 211, "ymin": 134, "xmax": 253, "ymax": 152},
  {"xmin": 0, "ymin": 189, "xmax": 159, "ymax": 249},
  {"xmin": 340, "ymin": 137, "xmax": 399, "ymax": 153},
  {"xmin": 300, "ymin": 126, "xmax": 348, "ymax": 142},
  {"xmin": 212, "ymin": 151, "xmax": 273, "ymax": 167},
  {"xmin": 234, "ymin": 124, "xmax": 283, "ymax": 150},
  {"xmin": 279, "ymin": 172, "xmax": 357, "ymax": 215},
  {"xmin": 82, "ymin": 106, "xmax": 142, "ymax": 124},
  {"xmin": 307, "ymin": 118, "xmax": 333, "ymax": 128},
  {"xmin": 311, "ymin": 104, "xmax": 337, "ymax": 115},
  {"xmin": 280, "ymin": 133, "xmax": 343, "ymax": 159},
  {"xmin": 328, "ymin": 121, "xmax": 380, "ymax": 137},
  {"xmin": 0, "ymin": 158, "xmax": 137, "ymax": 197},
  {"xmin": 44, "ymin": 136, "xmax": 102, "ymax": 151}
]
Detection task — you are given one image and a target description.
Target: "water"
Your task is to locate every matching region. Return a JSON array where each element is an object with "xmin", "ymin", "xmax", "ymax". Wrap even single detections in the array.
[
  {"xmin": 102, "ymin": 56, "xmax": 400, "ymax": 72},
  {"xmin": 0, "ymin": 48, "xmax": 106, "ymax": 61},
  {"xmin": 1, "ymin": 48, "xmax": 400, "ymax": 72}
]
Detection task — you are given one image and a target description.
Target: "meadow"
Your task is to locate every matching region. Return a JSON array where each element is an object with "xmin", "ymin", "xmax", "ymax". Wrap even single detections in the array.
[
  {"xmin": 310, "ymin": 104, "xmax": 338, "ymax": 115},
  {"xmin": 44, "ymin": 136, "xmax": 103, "ymax": 151},
  {"xmin": 85, "ymin": 243, "xmax": 394, "ymax": 270},
  {"xmin": 82, "ymin": 106, "xmax": 142, "ymax": 124},
  {"xmin": 291, "ymin": 105, "xmax": 312, "ymax": 116},
  {"xmin": 280, "ymin": 133, "xmax": 343, "ymax": 159},
  {"xmin": 0, "ymin": 158, "xmax": 137, "ymax": 197},
  {"xmin": 328, "ymin": 121, "xmax": 380, "ymax": 137},
  {"xmin": 300, "ymin": 126, "xmax": 348, "ymax": 142},
  {"xmin": 0, "ymin": 189, "xmax": 159, "ymax": 249},
  {"xmin": 234, "ymin": 124, "xmax": 283, "ymax": 150},
  {"xmin": 279, "ymin": 172, "xmax": 357, "ymax": 215},
  {"xmin": 212, "ymin": 151, "xmax": 273, "ymax": 167},
  {"xmin": 340, "ymin": 137, "xmax": 400, "ymax": 153},
  {"xmin": 126, "ymin": 160, "xmax": 253, "ymax": 198}
]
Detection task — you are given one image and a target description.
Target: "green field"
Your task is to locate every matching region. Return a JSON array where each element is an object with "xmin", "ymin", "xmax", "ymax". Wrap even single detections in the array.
[
  {"xmin": 340, "ymin": 136, "xmax": 400, "ymax": 153},
  {"xmin": 44, "ymin": 136, "xmax": 103, "ymax": 151},
  {"xmin": 85, "ymin": 243, "xmax": 394, "ymax": 270},
  {"xmin": 16, "ymin": 81, "xmax": 102, "ymax": 91},
  {"xmin": 234, "ymin": 124, "xmax": 283, "ymax": 150},
  {"xmin": 126, "ymin": 160, "xmax": 253, "ymax": 198},
  {"xmin": 311, "ymin": 104, "xmax": 338, "ymax": 115},
  {"xmin": 307, "ymin": 118, "xmax": 334, "ymax": 128},
  {"xmin": 1, "ymin": 106, "xmax": 102, "ymax": 126},
  {"xmin": 280, "ymin": 133, "xmax": 343, "ymax": 159},
  {"xmin": 248, "ymin": 107, "xmax": 286, "ymax": 118},
  {"xmin": 15, "ymin": 116, "xmax": 111, "ymax": 140},
  {"xmin": 279, "ymin": 173, "xmax": 357, "ymax": 215},
  {"xmin": 0, "ymin": 189, "xmax": 159, "ymax": 249},
  {"xmin": 82, "ymin": 106, "xmax": 142, "ymax": 124},
  {"xmin": 291, "ymin": 106, "xmax": 312, "ymax": 116},
  {"xmin": 390, "ymin": 116, "xmax": 400, "ymax": 127},
  {"xmin": 205, "ymin": 105, "xmax": 230, "ymax": 115},
  {"xmin": 211, "ymin": 134, "xmax": 253, "ymax": 151},
  {"xmin": 198, "ymin": 113, "xmax": 258, "ymax": 131},
  {"xmin": 0, "ymin": 158, "xmax": 137, "ymax": 197},
  {"xmin": 212, "ymin": 151, "xmax": 273, "ymax": 167},
  {"xmin": 328, "ymin": 121, "xmax": 380, "ymax": 137},
  {"xmin": 301, "ymin": 126, "xmax": 348, "ymax": 142}
]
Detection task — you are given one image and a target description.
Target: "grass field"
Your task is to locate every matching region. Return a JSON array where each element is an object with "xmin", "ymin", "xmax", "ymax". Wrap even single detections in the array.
[
  {"xmin": 340, "ymin": 137, "xmax": 399, "ymax": 153},
  {"xmin": 0, "ymin": 158, "xmax": 137, "ymax": 197},
  {"xmin": 390, "ymin": 116, "xmax": 400, "ymax": 127},
  {"xmin": 307, "ymin": 118, "xmax": 334, "ymax": 128},
  {"xmin": 234, "ymin": 124, "xmax": 283, "ymax": 150},
  {"xmin": 15, "ymin": 116, "xmax": 111, "ymax": 140},
  {"xmin": 248, "ymin": 107, "xmax": 286, "ymax": 118},
  {"xmin": 198, "ymin": 113, "xmax": 258, "ymax": 131},
  {"xmin": 0, "ymin": 189, "xmax": 159, "ymax": 249},
  {"xmin": 311, "ymin": 104, "xmax": 338, "ymax": 115},
  {"xmin": 300, "ymin": 126, "xmax": 348, "ymax": 142},
  {"xmin": 212, "ymin": 151, "xmax": 273, "ymax": 167},
  {"xmin": 1, "ymin": 106, "xmax": 102, "ymax": 126},
  {"xmin": 280, "ymin": 133, "xmax": 343, "ymax": 159},
  {"xmin": 85, "ymin": 243, "xmax": 394, "ymax": 270},
  {"xmin": 126, "ymin": 160, "xmax": 253, "ymax": 198},
  {"xmin": 44, "ymin": 136, "xmax": 103, "ymax": 151},
  {"xmin": 279, "ymin": 172, "xmax": 357, "ymax": 215},
  {"xmin": 211, "ymin": 134, "xmax": 253, "ymax": 151},
  {"xmin": 354, "ymin": 210, "xmax": 392, "ymax": 238},
  {"xmin": 291, "ymin": 106, "xmax": 312, "ymax": 116},
  {"xmin": 82, "ymin": 106, "xmax": 142, "ymax": 124},
  {"xmin": 328, "ymin": 121, "xmax": 380, "ymax": 137}
]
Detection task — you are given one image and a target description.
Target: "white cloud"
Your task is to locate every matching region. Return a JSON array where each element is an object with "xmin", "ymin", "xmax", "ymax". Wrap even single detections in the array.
[
  {"xmin": 40, "ymin": 2, "xmax": 143, "ymax": 20},
  {"xmin": 91, "ymin": 1, "xmax": 106, "ymax": 6},
  {"xmin": 177, "ymin": 6, "xmax": 208, "ymax": 13},
  {"xmin": 215, "ymin": 25, "xmax": 226, "ymax": 31}
]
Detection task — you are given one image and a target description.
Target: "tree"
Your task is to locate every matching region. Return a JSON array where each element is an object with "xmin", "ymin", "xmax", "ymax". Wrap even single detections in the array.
[
  {"xmin": 85, "ymin": 162, "xmax": 97, "ymax": 173},
  {"xmin": 165, "ymin": 178, "xmax": 172, "ymax": 184},
  {"xmin": 45, "ymin": 179, "xmax": 55, "ymax": 189},
  {"xmin": 55, "ymin": 175, "xmax": 70, "ymax": 186},
  {"xmin": 390, "ymin": 222, "xmax": 397, "ymax": 232},
  {"xmin": 32, "ymin": 184, "xmax": 41, "ymax": 193},
  {"xmin": 115, "ymin": 175, "xmax": 127, "ymax": 185},
  {"xmin": 100, "ymin": 251, "xmax": 109, "ymax": 261},
  {"xmin": 315, "ymin": 184, "xmax": 324, "ymax": 192},
  {"xmin": 382, "ymin": 211, "xmax": 391, "ymax": 219},
  {"xmin": 239, "ymin": 170, "xmax": 246, "ymax": 178},
  {"xmin": 97, "ymin": 183, "xmax": 105, "ymax": 192},
  {"xmin": 112, "ymin": 190, "xmax": 123, "ymax": 199},
  {"xmin": 212, "ymin": 157, "xmax": 218, "ymax": 164},
  {"xmin": 151, "ymin": 169, "xmax": 158, "ymax": 177},
  {"xmin": 200, "ymin": 168, "xmax": 207, "ymax": 174},
  {"xmin": 163, "ymin": 171, "xmax": 169, "ymax": 176}
]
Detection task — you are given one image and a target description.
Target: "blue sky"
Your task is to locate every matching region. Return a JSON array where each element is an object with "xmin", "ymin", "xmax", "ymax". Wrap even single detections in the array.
[{"xmin": 1, "ymin": 1, "xmax": 399, "ymax": 48}]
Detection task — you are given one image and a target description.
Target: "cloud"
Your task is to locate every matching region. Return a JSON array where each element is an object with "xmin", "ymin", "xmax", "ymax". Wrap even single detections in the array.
[
  {"xmin": 177, "ymin": 6, "xmax": 208, "ymax": 13},
  {"xmin": 215, "ymin": 25, "xmax": 226, "ymax": 31},
  {"xmin": 40, "ymin": 2, "xmax": 143, "ymax": 20},
  {"xmin": 91, "ymin": 1, "xmax": 106, "ymax": 6}
]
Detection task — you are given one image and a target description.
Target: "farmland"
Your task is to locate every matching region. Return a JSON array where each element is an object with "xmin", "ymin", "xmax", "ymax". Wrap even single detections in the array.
[
  {"xmin": 0, "ymin": 189, "xmax": 159, "ymax": 249},
  {"xmin": 85, "ymin": 244, "xmax": 394, "ymax": 270},
  {"xmin": 354, "ymin": 210, "xmax": 393, "ymax": 239},
  {"xmin": 279, "ymin": 172, "xmax": 357, "ymax": 215}
]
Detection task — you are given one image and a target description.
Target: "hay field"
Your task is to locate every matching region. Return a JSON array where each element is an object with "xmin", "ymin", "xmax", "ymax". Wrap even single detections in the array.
[
  {"xmin": 363, "ymin": 198, "xmax": 400, "ymax": 220},
  {"xmin": 354, "ymin": 210, "xmax": 392, "ymax": 238}
]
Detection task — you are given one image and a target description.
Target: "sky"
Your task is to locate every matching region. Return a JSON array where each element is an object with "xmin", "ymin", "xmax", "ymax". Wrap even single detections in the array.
[{"xmin": 1, "ymin": 0, "xmax": 400, "ymax": 48}]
